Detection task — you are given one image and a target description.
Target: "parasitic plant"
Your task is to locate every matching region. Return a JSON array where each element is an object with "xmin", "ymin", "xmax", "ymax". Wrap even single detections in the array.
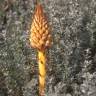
[{"xmin": 30, "ymin": 2, "xmax": 52, "ymax": 96}]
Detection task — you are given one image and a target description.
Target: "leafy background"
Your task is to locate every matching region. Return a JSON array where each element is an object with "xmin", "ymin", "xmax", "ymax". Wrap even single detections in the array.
[{"xmin": 0, "ymin": 0, "xmax": 96, "ymax": 96}]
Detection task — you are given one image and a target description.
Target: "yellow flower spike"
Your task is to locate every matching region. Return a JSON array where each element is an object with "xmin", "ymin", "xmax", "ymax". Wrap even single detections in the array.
[{"xmin": 30, "ymin": 2, "xmax": 52, "ymax": 96}]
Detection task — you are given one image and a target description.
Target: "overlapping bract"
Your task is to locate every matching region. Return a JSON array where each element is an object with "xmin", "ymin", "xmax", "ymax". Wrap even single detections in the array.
[{"xmin": 30, "ymin": 3, "xmax": 51, "ymax": 50}]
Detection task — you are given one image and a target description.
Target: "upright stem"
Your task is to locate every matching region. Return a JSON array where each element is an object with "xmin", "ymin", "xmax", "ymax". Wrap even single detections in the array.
[{"xmin": 38, "ymin": 50, "xmax": 46, "ymax": 96}]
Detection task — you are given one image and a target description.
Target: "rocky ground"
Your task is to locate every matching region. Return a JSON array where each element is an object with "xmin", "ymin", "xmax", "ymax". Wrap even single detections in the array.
[{"xmin": 0, "ymin": 0, "xmax": 96, "ymax": 96}]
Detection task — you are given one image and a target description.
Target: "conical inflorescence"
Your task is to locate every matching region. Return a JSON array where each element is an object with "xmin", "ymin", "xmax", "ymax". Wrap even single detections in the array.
[{"xmin": 30, "ymin": 3, "xmax": 51, "ymax": 51}]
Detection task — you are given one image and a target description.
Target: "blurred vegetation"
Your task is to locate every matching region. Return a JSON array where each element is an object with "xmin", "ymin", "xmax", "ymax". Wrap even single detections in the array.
[{"xmin": 0, "ymin": 0, "xmax": 96, "ymax": 96}]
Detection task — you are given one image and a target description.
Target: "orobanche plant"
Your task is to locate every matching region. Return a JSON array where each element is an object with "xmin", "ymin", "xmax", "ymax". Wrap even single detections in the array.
[{"xmin": 30, "ymin": 2, "xmax": 52, "ymax": 96}]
